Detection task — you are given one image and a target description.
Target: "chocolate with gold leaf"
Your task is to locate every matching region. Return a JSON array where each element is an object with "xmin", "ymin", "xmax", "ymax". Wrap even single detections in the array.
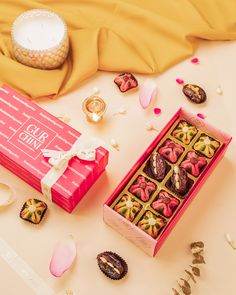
[
  {"xmin": 149, "ymin": 152, "xmax": 168, "ymax": 181},
  {"xmin": 183, "ymin": 84, "xmax": 207, "ymax": 104},
  {"xmin": 170, "ymin": 166, "xmax": 189, "ymax": 195}
]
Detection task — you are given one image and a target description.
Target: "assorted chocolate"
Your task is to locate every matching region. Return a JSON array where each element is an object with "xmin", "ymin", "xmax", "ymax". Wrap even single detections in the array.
[
  {"xmin": 97, "ymin": 251, "xmax": 128, "ymax": 280},
  {"xmin": 138, "ymin": 211, "xmax": 166, "ymax": 239},
  {"xmin": 181, "ymin": 151, "xmax": 207, "ymax": 177},
  {"xmin": 20, "ymin": 198, "xmax": 47, "ymax": 224},
  {"xmin": 147, "ymin": 152, "xmax": 168, "ymax": 181},
  {"xmin": 129, "ymin": 175, "xmax": 156, "ymax": 202},
  {"xmin": 159, "ymin": 139, "xmax": 184, "ymax": 163},
  {"xmin": 152, "ymin": 191, "xmax": 179, "ymax": 218},
  {"xmin": 111, "ymin": 119, "xmax": 222, "ymax": 241},
  {"xmin": 182, "ymin": 84, "xmax": 207, "ymax": 104},
  {"xmin": 193, "ymin": 134, "xmax": 220, "ymax": 158},
  {"xmin": 114, "ymin": 73, "xmax": 138, "ymax": 92},
  {"xmin": 172, "ymin": 120, "xmax": 197, "ymax": 144},
  {"xmin": 170, "ymin": 166, "xmax": 189, "ymax": 195},
  {"xmin": 114, "ymin": 194, "xmax": 142, "ymax": 221}
]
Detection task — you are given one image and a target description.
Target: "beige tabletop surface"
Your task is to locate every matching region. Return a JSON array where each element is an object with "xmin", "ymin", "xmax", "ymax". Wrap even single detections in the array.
[{"xmin": 0, "ymin": 41, "xmax": 236, "ymax": 295}]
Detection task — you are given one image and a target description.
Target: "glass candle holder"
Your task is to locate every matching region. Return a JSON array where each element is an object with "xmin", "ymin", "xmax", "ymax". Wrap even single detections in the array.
[
  {"xmin": 82, "ymin": 95, "xmax": 107, "ymax": 123},
  {"xmin": 11, "ymin": 9, "xmax": 69, "ymax": 70}
]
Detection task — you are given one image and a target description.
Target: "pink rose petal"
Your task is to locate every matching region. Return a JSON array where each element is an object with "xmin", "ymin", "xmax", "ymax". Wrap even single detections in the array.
[
  {"xmin": 49, "ymin": 235, "xmax": 76, "ymax": 277},
  {"xmin": 191, "ymin": 57, "xmax": 199, "ymax": 64},
  {"xmin": 139, "ymin": 80, "xmax": 157, "ymax": 109},
  {"xmin": 154, "ymin": 107, "xmax": 161, "ymax": 115},
  {"xmin": 197, "ymin": 113, "xmax": 205, "ymax": 119},
  {"xmin": 176, "ymin": 78, "xmax": 184, "ymax": 85}
]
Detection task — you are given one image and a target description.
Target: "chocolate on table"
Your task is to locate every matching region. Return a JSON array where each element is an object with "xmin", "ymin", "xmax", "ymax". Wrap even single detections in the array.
[
  {"xmin": 129, "ymin": 175, "xmax": 156, "ymax": 202},
  {"xmin": 137, "ymin": 210, "xmax": 166, "ymax": 239},
  {"xmin": 159, "ymin": 139, "xmax": 184, "ymax": 163},
  {"xmin": 172, "ymin": 120, "xmax": 198, "ymax": 144},
  {"xmin": 181, "ymin": 151, "xmax": 207, "ymax": 177},
  {"xmin": 194, "ymin": 135, "xmax": 220, "ymax": 158},
  {"xmin": 182, "ymin": 84, "xmax": 207, "ymax": 104},
  {"xmin": 20, "ymin": 198, "xmax": 47, "ymax": 224},
  {"xmin": 170, "ymin": 166, "xmax": 188, "ymax": 195},
  {"xmin": 148, "ymin": 152, "xmax": 168, "ymax": 181},
  {"xmin": 97, "ymin": 251, "xmax": 128, "ymax": 280},
  {"xmin": 152, "ymin": 191, "xmax": 179, "ymax": 218},
  {"xmin": 114, "ymin": 73, "xmax": 138, "ymax": 92},
  {"xmin": 114, "ymin": 194, "xmax": 142, "ymax": 221}
]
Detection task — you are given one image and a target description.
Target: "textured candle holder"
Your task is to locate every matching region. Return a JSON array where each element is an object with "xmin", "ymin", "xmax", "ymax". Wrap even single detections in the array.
[
  {"xmin": 82, "ymin": 95, "xmax": 107, "ymax": 123},
  {"xmin": 11, "ymin": 9, "xmax": 69, "ymax": 70}
]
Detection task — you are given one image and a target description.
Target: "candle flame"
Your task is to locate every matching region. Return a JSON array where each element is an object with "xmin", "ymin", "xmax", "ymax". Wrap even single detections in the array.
[{"xmin": 91, "ymin": 113, "xmax": 101, "ymax": 122}]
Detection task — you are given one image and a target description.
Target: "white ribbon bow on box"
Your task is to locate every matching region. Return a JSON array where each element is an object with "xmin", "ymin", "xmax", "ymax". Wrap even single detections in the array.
[{"xmin": 40, "ymin": 136, "xmax": 104, "ymax": 200}]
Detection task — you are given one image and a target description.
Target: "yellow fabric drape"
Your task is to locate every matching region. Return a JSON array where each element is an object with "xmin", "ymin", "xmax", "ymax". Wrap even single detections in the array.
[{"xmin": 1, "ymin": 0, "xmax": 236, "ymax": 98}]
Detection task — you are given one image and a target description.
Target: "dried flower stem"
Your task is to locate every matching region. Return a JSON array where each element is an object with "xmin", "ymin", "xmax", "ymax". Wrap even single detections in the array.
[
  {"xmin": 225, "ymin": 233, "xmax": 236, "ymax": 250},
  {"xmin": 56, "ymin": 114, "xmax": 71, "ymax": 123},
  {"xmin": 172, "ymin": 242, "xmax": 205, "ymax": 294}
]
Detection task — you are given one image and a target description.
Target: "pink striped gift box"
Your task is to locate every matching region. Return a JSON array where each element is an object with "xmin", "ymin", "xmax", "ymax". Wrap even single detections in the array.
[{"xmin": 0, "ymin": 85, "xmax": 109, "ymax": 213}]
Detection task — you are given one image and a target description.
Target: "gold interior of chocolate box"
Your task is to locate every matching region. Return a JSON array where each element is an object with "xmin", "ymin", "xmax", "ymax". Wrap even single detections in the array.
[{"xmin": 110, "ymin": 116, "xmax": 223, "ymax": 241}]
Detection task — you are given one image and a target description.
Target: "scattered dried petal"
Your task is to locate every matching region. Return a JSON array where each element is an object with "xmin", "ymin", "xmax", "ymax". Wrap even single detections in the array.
[
  {"xmin": 225, "ymin": 233, "xmax": 236, "ymax": 250},
  {"xmin": 139, "ymin": 80, "xmax": 157, "ymax": 109},
  {"xmin": 145, "ymin": 121, "xmax": 158, "ymax": 132},
  {"xmin": 0, "ymin": 183, "xmax": 15, "ymax": 208},
  {"xmin": 197, "ymin": 113, "xmax": 205, "ymax": 119},
  {"xmin": 176, "ymin": 78, "xmax": 185, "ymax": 85},
  {"xmin": 110, "ymin": 139, "xmax": 119, "ymax": 151},
  {"xmin": 49, "ymin": 235, "xmax": 77, "ymax": 277},
  {"xmin": 153, "ymin": 107, "xmax": 161, "ymax": 116},
  {"xmin": 216, "ymin": 86, "xmax": 223, "ymax": 95},
  {"xmin": 92, "ymin": 86, "xmax": 100, "ymax": 95},
  {"xmin": 172, "ymin": 288, "xmax": 180, "ymax": 295},
  {"xmin": 113, "ymin": 107, "xmax": 127, "ymax": 116},
  {"xmin": 191, "ymin": 57, "xmax": 199, "ymax": 64},
  {"xmin": 190, "ymin": 265, "xmax": 201, "ymax": 277},
  {"xmin": 192, "ymin": 254, "xmax": 205, "ymax": 264},
  {"xmin": 185, "ymin": 270, "xmax": 196, "ymax": 283},
  {"xmin": 56, "ymin": 114, "xmax": 71, "ymax": 123}
]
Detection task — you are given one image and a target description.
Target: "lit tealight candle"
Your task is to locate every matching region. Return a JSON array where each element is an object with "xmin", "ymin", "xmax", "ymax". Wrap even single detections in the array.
[
  {"xmin": 11, "ymin": 9, "xmax": 69, "ymax": 69},
  {"xmin": 82, "ymin": 95, "xmax": 107, "ymax": 123}
]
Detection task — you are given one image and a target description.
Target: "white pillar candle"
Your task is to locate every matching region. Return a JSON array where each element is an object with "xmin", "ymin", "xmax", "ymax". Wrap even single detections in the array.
[{"xmin": 11, "ymin": 9, "xmax": 69, "ymax": 69}]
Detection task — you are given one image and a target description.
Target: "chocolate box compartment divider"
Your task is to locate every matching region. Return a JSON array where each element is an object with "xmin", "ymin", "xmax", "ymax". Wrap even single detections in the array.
[{"xmin": 103, "ymin": 108, "xmax": 232, "ymax": 256}]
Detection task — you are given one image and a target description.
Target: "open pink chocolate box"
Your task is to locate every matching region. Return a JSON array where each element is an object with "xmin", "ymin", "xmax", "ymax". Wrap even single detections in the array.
[
  {"xmin": 103, "ymin": 108, "xmax": 232, "ymax": 256},
  {"xmin": 0, "ymin": 85, "xmax": 109, "ymax": 213}
]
